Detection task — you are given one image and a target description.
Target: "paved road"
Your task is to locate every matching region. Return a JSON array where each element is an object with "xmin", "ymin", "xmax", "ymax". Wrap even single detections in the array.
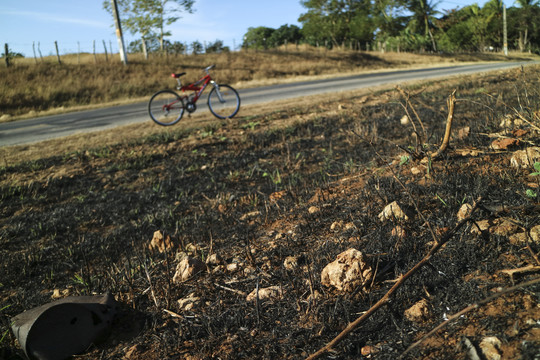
[{"xmin": 0, "ymin": 61, "xmax": 535, "ymax": 147}]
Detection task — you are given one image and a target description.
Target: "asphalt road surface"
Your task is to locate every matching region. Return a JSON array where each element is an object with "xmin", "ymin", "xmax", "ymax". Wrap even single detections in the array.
[{"xmin": 0, "ymin": 61, "xmax": 535, "ymax": 147}]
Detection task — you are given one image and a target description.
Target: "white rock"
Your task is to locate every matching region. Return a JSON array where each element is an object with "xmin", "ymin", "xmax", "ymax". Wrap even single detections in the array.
[
  {"xmin": 246, "ymin": 286, "xmax": 283, "ymax": 302},
  {"xmin": 321, "ymin": 248, "xmax": 372, "ymax": 292},
  {"xmin": 404, "ymin": 299, "xmax": 430, "ymax": 322},
  {"xmin": 308, "ymin": 206, "xmax": 320, "ymax": 214},
  {"xmin": 479, "ymin": 336, "xmax": 502, "ymax": 360},
  {"xmin": 172, "ymin": 257, "xmax": 206, "ymax": 283},
  {"xmin": 510, "ymin": 147, "xmax": 540, "ymax": 168},
  {"xmin": 378, "ymin": 201, "xmax": 409, "ymax": 222},
  {"xmin": 457, "ymin": 203, "xmax": 473, "ymax": 222},
  {"xmin": 283, "ymin": 256, "xmax": 298, "ymax": 271}
]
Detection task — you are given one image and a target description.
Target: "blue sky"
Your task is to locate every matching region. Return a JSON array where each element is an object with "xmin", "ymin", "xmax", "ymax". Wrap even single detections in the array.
[{"xmin": 1, "ymin": 0, "xmax": 504, "ymax": 57}]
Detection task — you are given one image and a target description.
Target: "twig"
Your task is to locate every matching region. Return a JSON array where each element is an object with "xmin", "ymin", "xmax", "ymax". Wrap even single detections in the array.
[
  {"xmin": 163, "ymin": 308, "xmax": 184, "ymax": 319},
  {"xmin": 305, "ymin": 197, "xmax": 482, "ymax": 360},
  {"xmin": 526, "ymin": 229, "xmax": 540, "ymax": 266},
  {"xmin": 400, "ymin": 276, "xmax": 540, "ymax": 358},
  {"xmin": 431, "ymin": 90, "xmax": 457, "ymax": 160},
  {"xmin": 144, "ymin": 263, "xmax": 159, "ymax": 309},
  {"xmin": 396, "ymin": 86, "xmax": 428, "ymax": 144},
  {"xmin": 214, "ymin": 282, "xmax": 248, "ymax": 297},
  {"xmin": 500, "ymin": 264, "xmax": 540, "ymax": 280}
]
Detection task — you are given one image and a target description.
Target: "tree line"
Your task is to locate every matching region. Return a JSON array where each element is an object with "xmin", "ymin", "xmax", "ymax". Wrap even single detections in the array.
[
  {"xmin": 245, "ymin": 0, "xmax": 540, "ymax": 53},
  {"xmin": 102, "ymin": 0, "xmax": 540, "ymax": 56}
]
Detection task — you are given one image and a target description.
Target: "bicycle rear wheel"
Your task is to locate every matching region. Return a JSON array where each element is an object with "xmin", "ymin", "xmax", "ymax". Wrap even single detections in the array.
[
  {"xmin": 148, "ymin": 90, "xmax": 185, "ymax": 126},
  {"xmin": 207, "ymin": 84, "xmax": 241, "ymax": 119}
]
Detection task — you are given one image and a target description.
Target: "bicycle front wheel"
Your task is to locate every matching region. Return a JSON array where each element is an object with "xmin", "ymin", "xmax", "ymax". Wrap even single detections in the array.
[
  {"xmin": 207, "ymin": 84, "xmax": 241, "ymax": 119},
  {"xmin": 148, "ymin": 90, "xmax": 185, "ymax": 126}
]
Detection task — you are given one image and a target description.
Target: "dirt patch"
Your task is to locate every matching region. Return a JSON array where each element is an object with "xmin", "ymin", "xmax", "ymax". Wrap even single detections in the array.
[{"xmin": 1, "ymin": 65, "xmax": 539, "ymax": 359}]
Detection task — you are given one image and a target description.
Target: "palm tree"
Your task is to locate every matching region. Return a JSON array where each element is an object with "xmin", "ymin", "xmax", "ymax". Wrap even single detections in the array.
[
  {"xmin": 406, "ymin": 0, "xmax": 440, "ymax": 51},
  {"xmin": 515, "ymin": 0, "xmax": 540, "ymax": 51}
]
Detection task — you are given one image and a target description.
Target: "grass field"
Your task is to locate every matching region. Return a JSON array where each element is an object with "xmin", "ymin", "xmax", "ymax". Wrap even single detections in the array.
[{"xmin": 2, "ymin": 48, "xmax": 538, "ymax": 120}]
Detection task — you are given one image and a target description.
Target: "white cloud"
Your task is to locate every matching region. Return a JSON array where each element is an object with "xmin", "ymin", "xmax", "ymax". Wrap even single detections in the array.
[{"xmin": 1, "ymin": 9, "xmax": 108, "ymax": 29}]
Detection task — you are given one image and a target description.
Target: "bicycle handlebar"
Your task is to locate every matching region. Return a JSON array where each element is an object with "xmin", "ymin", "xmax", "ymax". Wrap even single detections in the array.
[{"xmin": 204, "ymin": 64, "xmax": 216, "ymax": 74}]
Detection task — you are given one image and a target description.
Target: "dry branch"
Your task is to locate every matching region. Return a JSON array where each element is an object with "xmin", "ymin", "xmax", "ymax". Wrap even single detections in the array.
[
  {"xmin": 430, "ymin": 90, "xmax": 457, "ymax": 160},
  {"xmin": 401, "ymin": 276, "xmax": 540, "ymax": 357},
  {"xmin": 306, "ymin": 197, "xmax": 483, "ymax": 360},
  {"xmin": 395, "ymin": 86, "xmax": 427, "ymax": 151}
]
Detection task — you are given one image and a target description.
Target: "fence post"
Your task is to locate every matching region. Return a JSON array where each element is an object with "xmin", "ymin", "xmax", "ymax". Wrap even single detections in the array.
[
  {"xmin": 38, "ymin": 42, "xmax": 43, "ymax": 60},
  {"xmin": 4, "ymin": 43, "xmax": 10, "ymax": 67},
  {"xmin": 103, "ymin": 40, "xmax": 108, "ymax": 62},
  {"xmin": 32, "ymin": 41, "xmax": 38, "ymax": 64},
  {"xmin": 54, "ymin": 41, "xmax": 61, "ymax": 64}
]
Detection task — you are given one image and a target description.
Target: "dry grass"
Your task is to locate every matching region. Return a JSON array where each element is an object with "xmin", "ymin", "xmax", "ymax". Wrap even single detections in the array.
[{"xmin": 2, "ymin": 48, "xmax": 538, "ymax": 120}]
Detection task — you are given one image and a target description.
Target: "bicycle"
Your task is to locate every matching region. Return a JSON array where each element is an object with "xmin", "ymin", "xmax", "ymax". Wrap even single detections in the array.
[{"xmin": 148, "ymin": 64, "xmax": 241, "ymax": 126}]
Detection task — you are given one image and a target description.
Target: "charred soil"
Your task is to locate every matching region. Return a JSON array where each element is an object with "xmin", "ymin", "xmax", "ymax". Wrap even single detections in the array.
[{"xmin": 1, "ymin": 65, "xmax": 540, "ymax": 359}]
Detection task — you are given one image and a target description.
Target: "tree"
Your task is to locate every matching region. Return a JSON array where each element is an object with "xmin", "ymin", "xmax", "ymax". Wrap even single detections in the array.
[
  {"xmin": 372, "ymin": 0, "xmax": 407, "ymax": 39},
  {"xmin": 190, "ymin": 40, "xmax": 203, "ymax": 55},
  {"xmin": 269, "ymin": 24, "xmax": 303, "ymax": 48},
  {"xmin": 514, "ymin": 0, "xmax": 540, "ymax": 51},
  {"xmin": 299, "ymin": 0, "xmax": 374, "ymax": 48},
  {"xmin": 242, "ymin": 27, "xmax": 275, "ymax": 49},
  {"xmin": 103, "ymin": 0, "xmax": 195, "ymax": 57},
  {"xmin": 205, "ymin": 40, "xmax": 230, "ymax": 54},
  {"xmin": 406, "ymin": 0, "xmax": 440, "ymax": 51}
]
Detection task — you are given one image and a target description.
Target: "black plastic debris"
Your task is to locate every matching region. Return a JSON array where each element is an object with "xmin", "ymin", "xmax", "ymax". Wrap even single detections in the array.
[{"xmin": 11, "ymin": 293, "xmax": 117, "ymax": 360}]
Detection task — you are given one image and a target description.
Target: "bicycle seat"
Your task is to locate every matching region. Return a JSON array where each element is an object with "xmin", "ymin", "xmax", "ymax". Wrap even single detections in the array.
[{"xmin": 171, "ymin": 72, "xmax": 186, "ymax": 78}]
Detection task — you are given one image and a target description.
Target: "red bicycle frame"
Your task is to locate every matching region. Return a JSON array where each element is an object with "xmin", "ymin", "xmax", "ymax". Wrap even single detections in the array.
[{"xmin": 172, "ymin": 72, "xmax": 213, "ymax": 104}]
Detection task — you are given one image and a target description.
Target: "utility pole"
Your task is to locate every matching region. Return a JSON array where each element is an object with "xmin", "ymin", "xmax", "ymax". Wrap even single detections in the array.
[
  {"xmin": 503, "ymin": 4, "xmax": 508, "ymax": 56},
  {"xmin": 111, "ymin": 0, "xmax": 128, "ymax": 65}
]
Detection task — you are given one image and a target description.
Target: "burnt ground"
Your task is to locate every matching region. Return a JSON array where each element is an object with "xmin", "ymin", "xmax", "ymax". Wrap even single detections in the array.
[{"xmin": 1, "ymin": 65, "xmax": 540, "ymax": 359}]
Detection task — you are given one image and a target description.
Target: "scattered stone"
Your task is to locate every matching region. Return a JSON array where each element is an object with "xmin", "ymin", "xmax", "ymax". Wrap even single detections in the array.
[
  {"xmin": 283, "ymin": 256, "xmax": 298, "ymax": 271},
  {"xmin": 361, "ymin": 344, "xmax": 380, "ymax": 356},
  {"xmin": 456, "ymin": 126, "xmax": 470, "ymax": 140},
  {"xmin": 509, "ymin": 225, "xmax": 540, "ymax": 245},
  {"xmin": 330, "ymin": 220, "xmax": 343, "ymax": 231},
  {"xmin": 269, "ymin": 190, "xmax": 287, "ymax": 202},
  {"xmin": 457, "ymin": 203, "xmax": 473, "ymax": 222},
  {"xmin": 500, "ymin": 114, "xmax": 524, "ymax": 128},
  {"xmin": 471, "ymin": 218, "xmax": 520, "ymax": 237},
  {"xmin": 51, "ymin": 288, "xmax": 71, "ymax": 299},
  {"xmin": 510, "ymin": 146, "xmax": 540, "ymax": 168},
  {"xmin": 410, "ymin": 166, "xmax": 425, "ymax": 175},
  {"xmin": 479, "ymin": 336, "xmax": 502, "ymax": 360},
  {"xmin": 172, "ymin": 257, "xmax": 206, "ymax": 283},
  {"xmin": 246, "ymin": 286, "xmax": 283, "ymax": 302},
  {"xmin": 308, "ymin": 206, "xmax": 320, "ymax": 214},
  {"xmin": 491, "ymin": 138, "xmax": 520, "ymax": 150},
  {"xmin": 321, "ymin": 248, "xmax": 372, "ymax": 292},
  {"xmin": 400, "ymin": 115, "xmax": 409, "ymax": 125},
  {"xmin": 344, "ymin": 222, "xmax": 356, "ymax": 231},
  {"xmin": 391, "ymin": 225, "xmax": 406, "ymax": 238},
  {"xmin": 177, "ymin": 293, "xmax": 200, "ymax": 311},
  {"xmin": 404, "ymin": 298, "xmax": 430, "ymax": 322},
  {"xmin": 206, "ymin": 253, "xmax": 223, "ymax": 266},
  {"xmin": 378, "ymin": 201, "xmax": 409, "ymax": 222},
  {"xmin": 148, "ymin": 230, "xmax": 174, "ymax": 253},
  {"xmin": 226, "ymin": 263, "xmax": 240, "ymax": 272}
]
